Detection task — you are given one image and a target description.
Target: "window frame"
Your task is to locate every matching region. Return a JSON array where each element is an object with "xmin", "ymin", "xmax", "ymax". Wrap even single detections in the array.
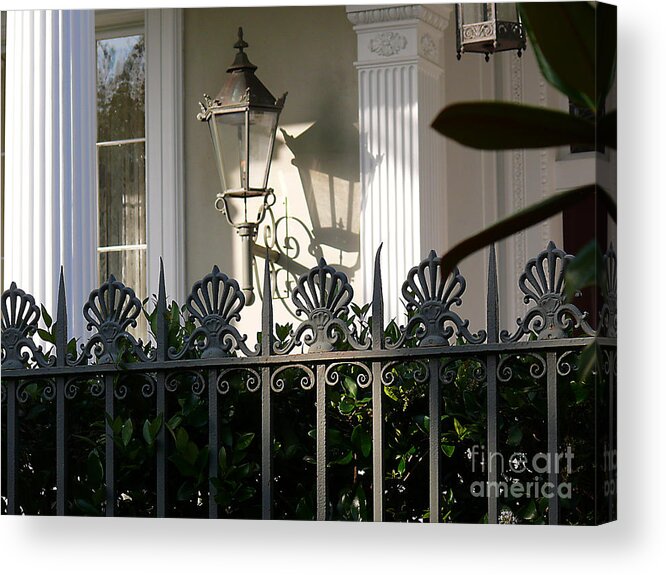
[{"xmin": 95, "ymin": 9, "xmax": 185, "ymax": 304}]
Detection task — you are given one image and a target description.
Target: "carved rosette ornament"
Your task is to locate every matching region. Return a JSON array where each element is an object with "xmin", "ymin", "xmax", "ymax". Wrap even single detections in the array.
[{"xmin": 369, "ymin": 32, "xmax": 408, "ymax": 57}]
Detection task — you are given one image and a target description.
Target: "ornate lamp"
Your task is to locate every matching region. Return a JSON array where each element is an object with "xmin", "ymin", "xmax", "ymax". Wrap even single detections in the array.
[
  {"xmin": 198, "ymin": 27, "xmax": 287, "ymax": 304},
  {"xmin": 455, "ymin": 3, "xmax": 526, "ymax": 61}
]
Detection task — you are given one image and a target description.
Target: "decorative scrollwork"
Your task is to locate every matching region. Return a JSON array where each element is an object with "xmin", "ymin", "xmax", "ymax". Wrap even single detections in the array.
[
  {"xmin": 216, "ymin": 367, "xmax": 261, "ymax": 395},
  {"xmin": 114, "ymin": 382, "xmax": 129, "ymax": 400},
  {"xmin": 16, "ymin": 380, "xmax": 56, "ymax": 403},
  {"xmin": 170, "ymin": 266, "xmax": 256, "ymax": 360},
  {"xmin": 89, "ymin": 378, "xmax": 106, "ymax": 398},
  {"xmin": 440, "ymin": 358, "xmax": 487, "ymax": 387},
  {"xmin": 599, "ymin": 244, "xmax": 617, "ymax": 337},
  {"xmin": 380, "ymin": 359, "xmax": 429, "ymax": 387},
  {"xmin": 388, "ymin": 251, "xmax": 485, "ymax": 349},
  {"xmin": 324, "ymin": 362, "xmax": 372, "ymax": 389},
  {"xmin": 270, "ymin": 364, "xmax": 316, "ymax": 392},
  {"xmin": 164, "ymin": 371, "xmax": 207, "ymax": 395},
  {"xmin": 501, "ymin": 242, "xmax": 595, "ymax": 342},
  {"xmin": 1, "ymin": 282, "xmax": 54, "ymax": 369},
  {"xmin": 76, "ymin": 275, "xmax": 152, "ymax": 365},
  {"xmin": 276, "ymin": 259, "xmax": 369, "ymax": 354},
  {"xmin": 557, "ymin": 351, "xmax": 579, "ymax": 377},
  {"xmin": 497, "ymin": 354, "xmax": 547, "ymax": 382},
  {"xmin": 64, "ymin": 380, "xmax": 80, "ymax": 400},
  {"xmin": 42, "ymin": 380, "xmax": 56, "ymax": 401},
  {"xmin": 601, "ymin": 349, "xmax": 616, "ymax": 377}
]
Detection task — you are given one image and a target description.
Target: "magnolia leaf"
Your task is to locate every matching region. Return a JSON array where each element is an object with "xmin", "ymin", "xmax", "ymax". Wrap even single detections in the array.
[
  {"xmin": 519, "ymin": 3, "xmax": 596, "ymax": 110},
  {"xmin": 439, "ymin": 185, "xmax": 616, "ymax": 280},
  {"xmin": 432, "ymin": 102, "xmax": 597, "ymax": 150},
  {"xmin": 564, "ymin": 240, "xmax": 605, "ymax": 302}
]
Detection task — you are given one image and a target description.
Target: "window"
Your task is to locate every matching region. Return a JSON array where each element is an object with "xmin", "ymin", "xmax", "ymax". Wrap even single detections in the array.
[
  {"xmin": 96, "ymin": 32, "xmax": 147, "ymax": 309},
  {"xmin": 95, "ymin": 8, "xmax": 184, "ymax": 313}
]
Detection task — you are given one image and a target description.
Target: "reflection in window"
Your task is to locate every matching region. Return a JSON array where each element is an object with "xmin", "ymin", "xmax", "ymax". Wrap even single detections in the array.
[{"xmin": 96, "ymin": 34, "xmax": 147, "ymax": 336}]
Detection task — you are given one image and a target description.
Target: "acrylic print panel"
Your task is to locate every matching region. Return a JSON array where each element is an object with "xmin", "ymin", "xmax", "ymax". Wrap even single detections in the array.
[{"xmin": 1, "ymin": 2, "xmax": 615, "ymax": 524}]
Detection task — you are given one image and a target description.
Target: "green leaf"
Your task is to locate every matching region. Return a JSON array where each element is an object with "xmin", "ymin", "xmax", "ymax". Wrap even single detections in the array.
[
  {"xmin": 236, "ymin": 432, "xmax": 255, "ymax": 451},
  {"xmin": 520, "ymin": 500, "xmax": 538, "ymax": 521},
  {"xmin": 40, "ymin": 305, "xmax": 53, "ymax": 328},
  {"xmin": 351, "ymin": 425, "xmax": 372, "ymax": 458},
  {"xmin": 75, "ymin": 498, "xmax": 102, "ymax": 516},
  {"xmin": 142, "ymin": 420, "xmax": 154, "ymax": 446},
  {"xmin": 86, "ymin": 451, "xmax": 104, "ymax": 485},
  {"xmin": 507, "ymin": 425, "xmax": 523, "ymax": 447},
  {"xmin": 339, "ymin": 396, "xmax": 356, "ymax": 415},
  {"xmin": 177, "ymin": 482, "xmax": 195, "ymax": 502},
  {"xmin": 37, "ymin": 328, "xmax": 56, "ymax": 344},
  {"xmin": 219, "ymin": 446, "xmax": 228, "ymax": 472},
  {"xmin": 439, "ymin": 185, "xmax": 616, "ymax": 280},
  {"xmin": 599, "ymin": 111, "xmax": 616, "ymax": 150},
  {"xmin": 577, "ymin": 340, "xmax": 600, "ymax": 383},
  {"xmin": 342, "ymin": 376, "xmax": 358, "ymax": 399},
  {"xmin": 175, "ymin": 427, "xmax": 189, "ymax": 453},
  {"xmin": 595, "ymin": 4, "xmax": 617, "ymax": 109},
  {"xmin": 432, "ymin": 102, "xmax": 597, "ymax": 151},
  {"xmin": 331, "ymin": 450, "xmax": 353, "ymax": 466},
  {"xmin": 121, "ymin": 419, "xmax": 133, "ymax": 447},
  {"xmin": 441, "ymin": 444, "xmax": 455, "ymax": 457},
  {"xmin": 519, "ymin": 2, "xmax": 597, "ymax": 110},
  {"xmin": 565, "ymin": 240, "xmax": 605, "ymax": 302},
  {"xmin": 453, "ymin": 418, "xmax": 467, "ymax": 439}
]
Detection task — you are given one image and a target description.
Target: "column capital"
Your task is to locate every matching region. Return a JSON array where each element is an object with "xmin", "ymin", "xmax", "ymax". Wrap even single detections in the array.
[
  {"xmin": 346, "ymin": 4, "xmax": 453, "ymax": 30},
  {"xmin": 346, "ymin": 4, "xmax": 452, "ymax": 69}
]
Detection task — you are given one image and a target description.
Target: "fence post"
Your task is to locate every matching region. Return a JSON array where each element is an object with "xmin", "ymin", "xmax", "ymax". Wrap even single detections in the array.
[
  {"xmin": 486, "ymin": 245, "xmax": 499, "ymax": 524},
  {"xmin": 371, "ymin": 245, "xmax": 384, "ymax": 522},
  {"xmin": 55, "ymin": 268, "xmax": 69, "ymax": 516},
  {"xmin": 156, "ymin": 259, "xmax": 168, "ymax": 517},
  {"xmin": 261, "ymin": 257, "xmax": 274, "ymax": 519}
]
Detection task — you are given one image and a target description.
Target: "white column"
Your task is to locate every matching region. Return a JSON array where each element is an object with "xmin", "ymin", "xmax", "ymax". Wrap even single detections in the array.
[
  {"xmin": 4, "ymin": 10, "xmax": 96, "ymax": 337},
  {"xmin": 347, "ymin": 5, "xmax": 452, "ymax": 321},
  {"xmin": 145, "ymin": 8, "xmax": 185, "ymax": 303}
]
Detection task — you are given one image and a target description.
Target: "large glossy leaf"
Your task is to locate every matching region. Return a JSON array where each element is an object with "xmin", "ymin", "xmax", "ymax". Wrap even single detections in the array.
[
  {"xmin": 599, "ymin": 111, "xmax": 616, "ymax": 150},
  {"xmin": 439, "ymin": 185, "xmax": 616, "ymax": 279},
  {"xmin": 519, "ymin": 3, "xmax": 597, "ymax": 110},
  {"xmin": 431, "ymin": 102, "xmax": 596, "ymax": 150}
]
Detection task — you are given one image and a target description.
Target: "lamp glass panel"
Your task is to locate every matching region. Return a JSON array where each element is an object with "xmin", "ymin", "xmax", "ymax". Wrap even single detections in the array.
[
  {"xmin": 462, "ymin": 3, "xmax": 489, "ymax": 22},
  {"xmin": 211, "ymin": 111, "xmax": 247, "ymax": 191},
  {"xmin": 496, "ymin": 3, "xmax": 518, "ymax": 21},
  {"xmin": 248, "ymin": 109, "xmax": 279, "ymax": 189},
  {"xmin": 223, "ymin": 193, "xmax": 268, "ymax": 227}
]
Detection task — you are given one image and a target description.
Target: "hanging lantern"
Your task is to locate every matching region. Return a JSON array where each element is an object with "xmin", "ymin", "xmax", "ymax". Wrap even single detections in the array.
[{"xmin": 455, "ymin": 3, "xmax": 527, "ymax": 61}]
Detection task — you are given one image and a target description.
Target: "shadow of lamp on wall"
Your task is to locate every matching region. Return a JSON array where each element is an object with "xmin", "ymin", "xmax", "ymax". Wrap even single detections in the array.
[{"xmin": 280, "ymin": 118, "xmax": 378, "ymax": 275}]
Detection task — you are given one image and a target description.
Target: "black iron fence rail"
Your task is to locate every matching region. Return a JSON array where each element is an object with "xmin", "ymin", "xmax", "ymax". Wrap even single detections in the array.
[{"xmin": 1, "ymin": 242, "xmax": 617, "ymax": 523}]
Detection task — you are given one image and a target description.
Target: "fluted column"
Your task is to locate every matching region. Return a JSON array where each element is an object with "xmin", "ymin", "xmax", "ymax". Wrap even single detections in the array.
[
  {"xmin": 347, "ymin": 5, "xmax": 452, "ymax": 320},
  {"xmin": 4, "ymin": 10, "xmax": 96, "ymax": 336}
]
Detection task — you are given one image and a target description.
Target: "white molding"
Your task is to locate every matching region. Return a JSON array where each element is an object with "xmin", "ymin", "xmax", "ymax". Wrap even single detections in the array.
[
  {"xmin": 348, "ymin": 5, "xmax": 449, "ymax": 320},
  {"xmin": 4, "ymin": 10, "xmax": 97, "ymax": 338},
  {"xmin": 145, "ymin": 8, "xmax": 185, "ymax": 303}
]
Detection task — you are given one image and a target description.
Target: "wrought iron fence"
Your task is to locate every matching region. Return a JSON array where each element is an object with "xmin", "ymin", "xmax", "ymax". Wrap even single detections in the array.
[{"xmin": 1, "ymin": 241, "xmax": 617, "ymax": 523}]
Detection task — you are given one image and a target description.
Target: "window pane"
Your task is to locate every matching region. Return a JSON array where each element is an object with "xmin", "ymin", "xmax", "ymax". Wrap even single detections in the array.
[
  {"xmin": 98, "ymin": 141, "xmax": 146, "ymax": 248},
  {"xmin": 97, "ymin": 35, "xmax": 145, "ymax": 141},
  {"xmin": 99, "ymin": 249, "xmax": 147, "ymax": 338}
]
